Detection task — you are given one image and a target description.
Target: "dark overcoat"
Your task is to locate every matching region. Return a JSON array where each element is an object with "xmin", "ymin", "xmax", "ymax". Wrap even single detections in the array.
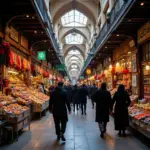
[
  {"xmin": 93, "ymin": 89, "xmax": 112, "ymax": 122},
  {"xmin": 49, "ymin": 87, "xmax": 71, "ymax": 121},
  {"xmin": 112, "ymin": 91, "xmax": 131, "ymax": 130}
]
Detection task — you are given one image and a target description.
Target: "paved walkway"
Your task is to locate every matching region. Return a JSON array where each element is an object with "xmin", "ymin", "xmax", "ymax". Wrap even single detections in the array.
[{"xmin": 1, "ymin": 101, "xmax": 150, "ymax": 150}]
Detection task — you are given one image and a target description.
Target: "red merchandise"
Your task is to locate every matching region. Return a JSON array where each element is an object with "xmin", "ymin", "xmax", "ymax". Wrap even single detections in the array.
[
  {"xmin": 8, "ymin": 50, "xmax": 14, "ymax": 66},
  {"xmin": 16, "ymin": 55, "xmax": 21, "ymax": 70}
]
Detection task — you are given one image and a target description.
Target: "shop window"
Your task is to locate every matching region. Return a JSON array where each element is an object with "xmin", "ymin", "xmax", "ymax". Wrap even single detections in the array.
[{"xmin": 142, "ymin": 41, "xmax": 150, "ymax": 61}]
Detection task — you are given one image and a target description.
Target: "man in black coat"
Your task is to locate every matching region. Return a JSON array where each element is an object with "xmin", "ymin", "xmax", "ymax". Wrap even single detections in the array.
[
  {"xmin": 49, "ymin": 82, "xmax": 71, "ymax": 141},
  {"xmin": 92, "ymin": 82, "xmax": 112, "ymax": 138},
  {"xmin": 90, "ymin": 84, "xmax": 98, "ymax": 109},
  {"xmin": 78, "ymin": 84, "xmax": 89, "ymax": 115}
]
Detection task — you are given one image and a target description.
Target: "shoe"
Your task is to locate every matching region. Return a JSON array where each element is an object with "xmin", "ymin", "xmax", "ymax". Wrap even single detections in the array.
[
  {"xmin": 81, "ymin": 113, "xmax": 83, "ymax": 115},
  {"xmin": 57, "ymin": 135, "xmax": 60, "ymax": 141},
  {"xmin": 118, "ymin": 131, "xmax": 122, "ymax": 136},
  {"xmin": 61, "ymin": 135, "xmax": 66, "ymax": 141},
  {"xmin": 84, "ymin": 112, "xmax": 86, "ymax": 115},
  {"xmin": 100, "ymin": 132, "xmax": 104, "ymax": 138},
  {"xmin": 123, "ymin": 130, "xmax": 126, "ymax": 137},
  {"xmin": 73, "ymin": 109, "xmax": 75, "ymax": 112}
]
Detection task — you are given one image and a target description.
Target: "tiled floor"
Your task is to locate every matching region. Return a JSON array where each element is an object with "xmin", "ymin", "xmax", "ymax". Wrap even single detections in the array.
[{"xmin": 1, "ymin": 101, "xmax": 150, "ymax": 150}]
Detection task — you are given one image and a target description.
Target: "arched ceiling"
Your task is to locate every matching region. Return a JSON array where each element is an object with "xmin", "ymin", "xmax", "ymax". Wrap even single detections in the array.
[{"xmin": 50, "ymin": 0, "xmax": 99, "ymax": 80}]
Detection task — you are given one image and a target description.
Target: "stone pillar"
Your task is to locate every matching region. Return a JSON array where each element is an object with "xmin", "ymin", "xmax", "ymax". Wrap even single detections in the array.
[
  {"xmin": 109, "ymin": 0, "xmax": 115, "ymax": 10},
  {"xmin": 101, "ymin": 12, "xmax": 106, "ymax": 27}
]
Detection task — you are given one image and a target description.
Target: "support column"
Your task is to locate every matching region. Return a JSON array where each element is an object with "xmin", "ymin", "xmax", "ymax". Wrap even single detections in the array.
[{"xmin": 109, "ymin": 0, "xmax": 115, "ymax": 10}]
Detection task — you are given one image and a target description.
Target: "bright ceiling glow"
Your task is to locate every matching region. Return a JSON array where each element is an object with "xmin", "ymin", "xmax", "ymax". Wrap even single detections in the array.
[
  {"xmin": 68, "ymin": 50, "xmax": 81, "ymax": 55},
  {"xmin": 71, "ymin": 64, "xmax": 78, "ymax": 69},
  {"xmin": 61, "ymin": 10, "xmax": 87, "ymax": 27},
  {"xmin": 65, "ymin": 33, "xmax": 83, "ymax": 44}
]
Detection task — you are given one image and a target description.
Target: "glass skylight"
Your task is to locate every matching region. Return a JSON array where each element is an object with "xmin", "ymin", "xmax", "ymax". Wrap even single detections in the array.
[
  {"xmin": 65, "ymin": 33, "xmax": 83, "ymax": 44},
  {"xmin": 68, "ymin": 50, "xmax": 81, "ymax": 55},
  {"xmin": 71, "ymin": 65, "xmax": 78, "ymax": 69},
  {"xmin": 61, "ymin": 10, "xmax": 87, "ymax": 27},
  {"xmin": 68, "ymin": 56, "xmax": 80, "ymax": 61}
]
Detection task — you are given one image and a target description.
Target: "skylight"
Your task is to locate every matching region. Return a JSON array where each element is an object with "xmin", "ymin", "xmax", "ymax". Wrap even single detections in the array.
[
  {"xmin": 71, "ymin": 65, "xmax": 78, "ymax": 69},
  {"xmin": 68, "ymin": 50, "xmax": 81, "ymax": 55},
  {"xmin": 65, "ymin": 33, "xmax": 83, "ymax": 44},
  {"xmin": 61, "ymin": 10, "xmax": 87, "ymax": 27}
]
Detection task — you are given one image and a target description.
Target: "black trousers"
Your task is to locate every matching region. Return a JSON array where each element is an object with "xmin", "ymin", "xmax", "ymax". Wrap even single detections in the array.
[
  {"xmin": 81, "ymin": 103, "xmax": 86, "ymax": 114},
  {"xmin": 91, "ymin": 99, "xmax": 94, "ymax": 108},
  {"xmin": 98, "ymin": 121, "xmax": 107, "ymax": 133},
  {"xmin": 73, "ymin": 103, "xmax": 79, "ymax": 111},
  {"xmin": 53, "ymin": 116, "xmax": 67, "ymax": 136}
]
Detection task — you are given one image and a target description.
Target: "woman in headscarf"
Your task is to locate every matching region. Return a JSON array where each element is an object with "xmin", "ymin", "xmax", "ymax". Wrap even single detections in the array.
[{"xmin": 112, "ymin": 84, "xmax": 131, "ymax": 136}]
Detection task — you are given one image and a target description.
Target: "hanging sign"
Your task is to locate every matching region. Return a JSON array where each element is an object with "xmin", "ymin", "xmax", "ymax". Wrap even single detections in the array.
[
  {"xmin": 37, "ymin": 51, "xmax": 46, "ymax": 60},
  {"xmin": 55, "ymin": 64, "xmax": 65, "ymax": 71},
  {"xmin": 21, "ymin": 36, "xmax": 28, "ymax": 49},
  {"xmin": 138, "ymin": 21, "xmax": 150, "ymax": 44},
  {"xmin": 10, "ymin": 27, "xmax": 19, "ymax": 42},
  {"xmin": 131, "ymin": 54, "xmax": 137, "ymax": 72}
]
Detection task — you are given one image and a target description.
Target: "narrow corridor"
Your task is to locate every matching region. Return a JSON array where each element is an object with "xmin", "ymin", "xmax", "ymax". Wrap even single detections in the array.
[{"xmin": 2, "ymin": 101, "xmax": 149, "ymax": 150}]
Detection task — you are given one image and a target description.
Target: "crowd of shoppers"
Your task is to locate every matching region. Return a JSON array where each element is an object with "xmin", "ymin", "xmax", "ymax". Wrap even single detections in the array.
[{"xmin": 48, "ymin": 82, "xmax": 131, "ymax": 141}]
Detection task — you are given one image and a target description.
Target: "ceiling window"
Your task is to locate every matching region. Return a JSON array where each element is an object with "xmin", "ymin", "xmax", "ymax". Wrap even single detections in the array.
[
  {"xmin": 68, "ymin": 50, "xmax": 81, "ymax": 55},
  {"xmin": 71, "ymin": 65, "xmax": 78, "ymax": 69},
  {"xmin": 65, "ymin": 33, "xmax": 83, "ymax": 44},
  {"xmin": 61, "ymin": 10, "xmax": 87, "ymax": 27}
]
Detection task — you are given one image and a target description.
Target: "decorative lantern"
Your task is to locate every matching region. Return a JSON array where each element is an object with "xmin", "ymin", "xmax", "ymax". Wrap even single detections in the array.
[{"xmin": 86, "ymin": 68, "xmax": 91, "ymax": 75}]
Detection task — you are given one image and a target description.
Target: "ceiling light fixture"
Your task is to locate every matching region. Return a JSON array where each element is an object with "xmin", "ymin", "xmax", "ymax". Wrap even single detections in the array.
[
  {"xmin": 140, "ymin": 2, "xmax": 144, "ymax": 6},
  {"xmin": 26, "ymin": 15, "xmax": 29, "ymax": 18},
  {"xmin": 44, "ymin": 40, "xmax": 47, "ymax": 42},
  {"xmin": 117, "ymin": 34, "xmax": 120, "ymax": 37},
  {"xmin": 34, "ymin": 31, "xmax": 37, "ymax": 34},
  {"xmin": 105, "ymin": 46, "xmax": 107, "ymax": 48},
  {"xmin": 32, "ymin": 16, "xmax": 35, "ymax": 19},
  {"xmin": 41, "ymin": 31, "xmax": 44, "ymax": 34}
]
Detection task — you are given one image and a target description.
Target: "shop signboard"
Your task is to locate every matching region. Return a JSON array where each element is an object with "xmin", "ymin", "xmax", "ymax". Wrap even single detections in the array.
[
  {"xmin": 10, "ymin": 26, "xmax": 19, "ymax": 42},
  {"xmin": 55, "ymin": 64, "xmax": 65, "ymax": 71},
  {"xmin": 132, "ymin": 75, "xmax": 137, "ymax": 87},
  {"xmin": 80, "ymin": 76, "xmax": 84, "ymax": 79},
  {"xmin": 138, "ymin": 21, "xmax": 150, "ymax": 44},
  {"xmin": 131, "ymin": 54, "xmax": 137, "ymax": 72},
  {"xmin": 21, "ymin": 36, "xmax": 28, "ymax": 49},
  {"xmin": 37, "ymin": 51, "xmax": 46, "ymax": 61}
]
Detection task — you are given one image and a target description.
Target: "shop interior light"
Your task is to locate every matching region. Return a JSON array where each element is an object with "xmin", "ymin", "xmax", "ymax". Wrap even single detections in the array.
[
  {"xmin": 116, "ymin": 62, "xmax": 120, "ymax": 67},
  {"xmin": 146, "ymin": 65, "xmax": 150, "ymax": 71},
  {"xmin": 105, "ymin": 46, "xmax": 107, "ymax": 48},
  {"xmin": 109, "ymin": 65, "xmax": 112, "ymax": 70},
  {"xmin": 32, "ymin": 16, "xmax": 35, "ymax": 19},
  {"xmin": 34, "ymin": 30, "xmax": 37, "ymax": 34},
  {"xmin": 117, "ymin": 34, "xmax": 120, "ymax": 37},
  {"xmin": 8, "ymin": 70, "xmax": 19, "ymax": 75},
  {"xmin": 140, "ymin": 2, "xmax": 144, "ymax": 6},
  {"xmin": 26, "ymin": 15, "xmax": 29, "ymax": 18},
  {"xmin": 128, "ymin": 51, "xmax": 131, "ymax": 54}
]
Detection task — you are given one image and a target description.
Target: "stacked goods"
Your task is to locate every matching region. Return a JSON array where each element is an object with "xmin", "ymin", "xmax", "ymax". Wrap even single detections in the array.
[
  {"xmin": 129, "ymin": 103, "xmax": 150, "ymax": 137},
  {"xmin": 2, "ymin": 103, "xmax": 29, "ymax": 115},
  {"xmin": 12, "ymin": 91, "xmax": 32, "ymax": 105},
  {"xmin": 0, "ymin": 95, "xmax": 17, "ymax": 106}
]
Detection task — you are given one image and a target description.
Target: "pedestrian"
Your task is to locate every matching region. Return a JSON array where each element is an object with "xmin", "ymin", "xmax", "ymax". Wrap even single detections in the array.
[
  {"xmin": 49, "ymin": 82, "xmax": 71, "ymax": 141},
  {"xmin": 72, "ymin": 84, "xmax": 79, "ymax": 112},
  {"xmin": 92, "ymin": 82, "xmax": 112, "ymax": 138},
  {"xmin": 111, "ymin": 84, "xmax": 131, "ymax": 136},
  {"xmin": 78, "ymin": 84, "xmax": 89, "ymax": 115},
  {"xmin": 90, "ymin": 83, "xmax": 98, "ymax": 109}
]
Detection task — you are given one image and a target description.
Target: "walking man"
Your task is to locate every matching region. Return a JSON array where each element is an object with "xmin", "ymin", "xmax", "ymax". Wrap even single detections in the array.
[
  {"xmin": 90, "ymin": 83, "xmax": 98, "ymax": 109},
  {"xmin": 78, "ymin": 84, "xmax": 89, "ymax": 115},
  {"xmin": 92, "ymin": 82, "xmax": 112, "ymax": 138},
  {"xmin": 49, "ymin": 82, "xmax": 71, "ymax": 141}
]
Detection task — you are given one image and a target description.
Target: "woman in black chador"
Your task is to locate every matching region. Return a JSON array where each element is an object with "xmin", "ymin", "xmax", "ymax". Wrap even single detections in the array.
[{"xmin": 112, "ymin": 84, "xmax": 131, "ymax": 136}]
